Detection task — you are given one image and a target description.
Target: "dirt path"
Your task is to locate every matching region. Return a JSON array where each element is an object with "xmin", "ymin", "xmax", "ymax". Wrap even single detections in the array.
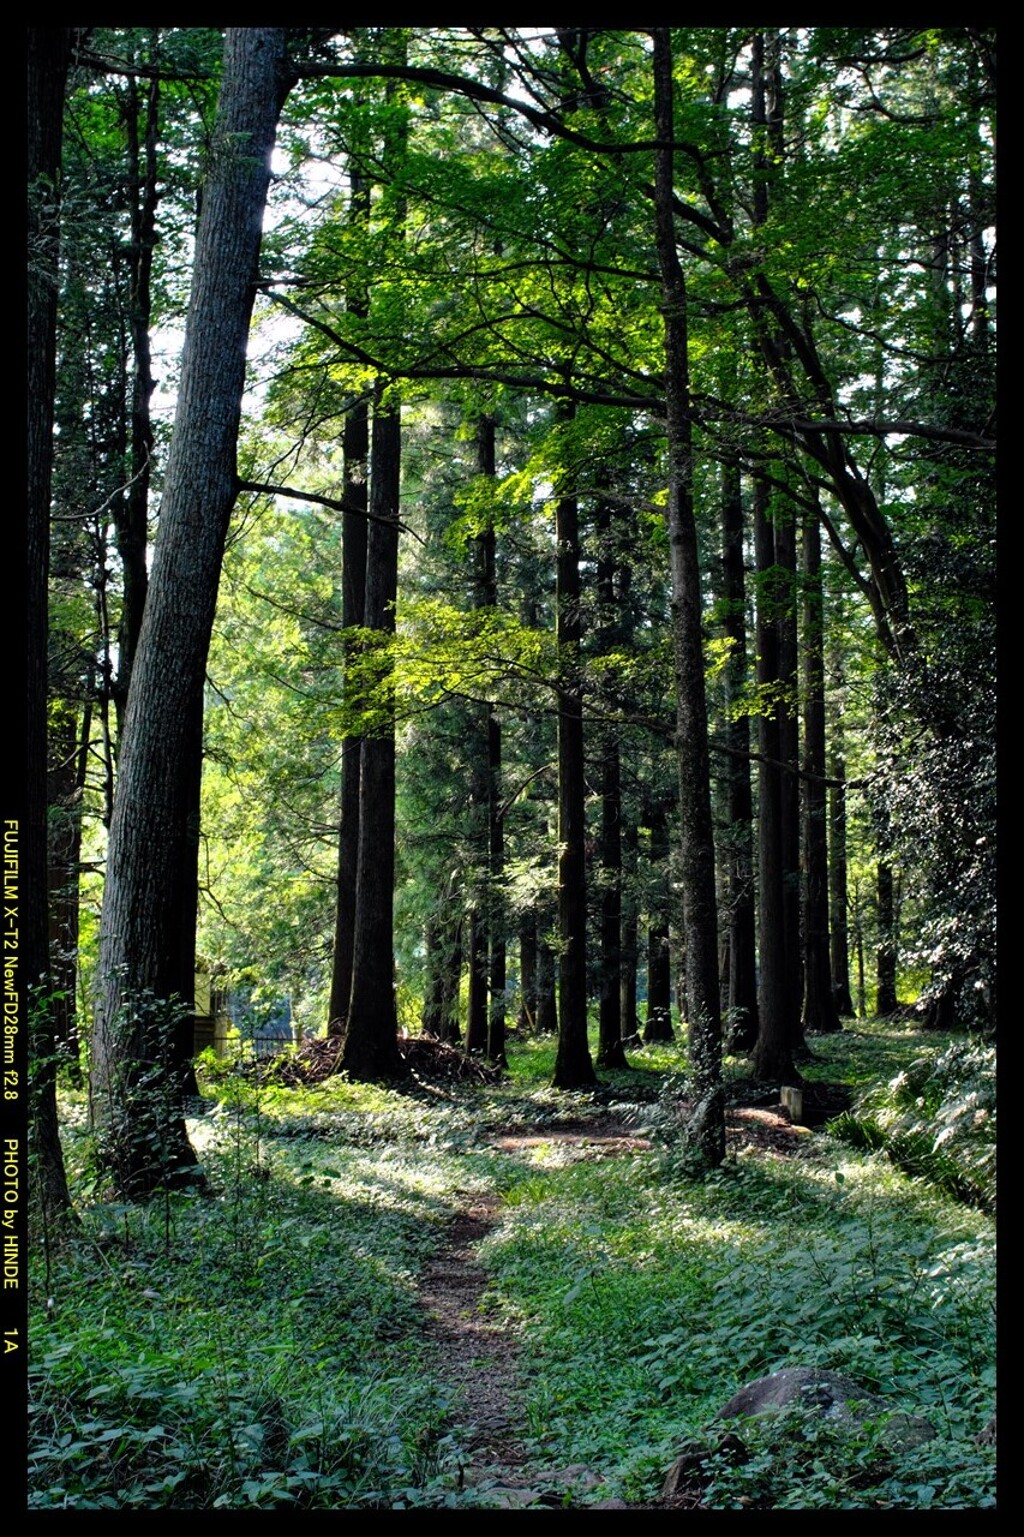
[
  {"xmin": 417, "ymin": 1100, "xmax": 821, "ymax": 1509},
  {"xmin": 418, "ymin": 1193, "xmax": 551, "ymax": 1508},
  {"xmin": 417, "ymin": 1122, "xmax": 650, "ymax": 1508}
]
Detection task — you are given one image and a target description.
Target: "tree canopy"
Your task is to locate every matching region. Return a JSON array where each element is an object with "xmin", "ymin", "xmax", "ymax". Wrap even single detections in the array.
[{"xmin": 29, "ymin": 25, "xmax": 995, "ymax": 1199}]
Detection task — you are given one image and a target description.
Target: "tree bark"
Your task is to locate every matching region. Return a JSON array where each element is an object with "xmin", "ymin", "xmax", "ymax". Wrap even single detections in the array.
[
  {"xmin": 91, "ymin": 29, "xmax": 292, "ymax": 1194},
  {"xmin": 422, "ymin": 899, "xmax": 462, "ymax": 1043},
  {"xmin": 551, "ymin": 404, "xmax": 596, "ymax": 1088},
  {"xmin": 342, "ymin": 398, "xmax": 406, "ymax": 1078},
  {"xmin": 328, "ymin": 147, "xmax": 371, "ymax": 1035},
  {"xmin": 827, "ymin": 634, "xmax": 855, "ymax": 1016},
  {"xmin": 642, "ymin": 800, "xmax": 674, "ymax": 1044},
  {"xmin": 328, "ymin": 398, "xmax": 369, "ymax": 1031},
  {"xmin": 518, "ymin": 916, "xmax": 538, "ymax": 1032},
  {"xmin": 800, "ymin": 508, "xmax": 841, "ymax": 1034},
  {"xmin": 595, "ymin": 495, "xmax": 627, "ymax": 1069},
  {"xmin": 775, "ymin": 501, "xmax": 805, "ymax": 1055},
  {"xmin": 619, "ymin": 813, "xmax": 639, "ymax": 1041},
  {"xmin": 644, "ymin": 922, "xmax": 673, "ymax": 1043},
  {"xmin": 111, "ymin": 58, "xmax": 159, "ymax": 727},
  {"xmin": 536, "ymin": 932, "xmax": 558, "ymax": 1034},
  {"xmin": 720, "ymin": 459, "xmax": 759, "ymax": 1050},
  {"xmin": 751, "ymin": 476, "xmax": 799, "ymax": 1084},
  {"xmin": 876, "ymin": 860, "xmax": 898, "ymax": 1016},
  {"xmin": 652, "ymin": 29, "xmax": 724, "ymax": 1160},
  {"xmin": 473, "ymin": 415, "xmax": 507, "ymax": 1068},
  {"xmin": 340, "ymin": 46, "xmax": 409, "ymax": 1079}
]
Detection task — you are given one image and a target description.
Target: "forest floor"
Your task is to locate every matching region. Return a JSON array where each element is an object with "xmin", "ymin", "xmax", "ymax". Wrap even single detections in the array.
[
  {"xmin": 416, "ymin": 1100, "xmax": 819, "ymax": 1509},
  {"xmin": 34, "ymin": 1027, "xmax": 994, "ymax": 1511}
]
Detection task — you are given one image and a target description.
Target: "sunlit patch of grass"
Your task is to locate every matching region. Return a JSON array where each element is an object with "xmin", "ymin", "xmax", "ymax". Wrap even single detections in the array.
[
  {"xmin": 799, "ymin": 1019, "xmax": 946, "ymax": 1090},
  {"xmin": 475, "ymin": 1064, "xmax": 995, "ymax": 1509}
]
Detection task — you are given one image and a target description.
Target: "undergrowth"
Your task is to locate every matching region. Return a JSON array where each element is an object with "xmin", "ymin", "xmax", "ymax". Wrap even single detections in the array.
[
  {"xmin": 826, "ymin": 1036, "xmax": 995, "ymax": 1211},
  {"xmin": 30, "ymin": 1022, "xmax": 995, "ymax": 1510}
]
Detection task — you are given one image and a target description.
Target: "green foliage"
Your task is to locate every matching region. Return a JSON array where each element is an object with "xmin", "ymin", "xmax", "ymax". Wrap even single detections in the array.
[
  {"xmin": 35, "ymin": 1025, "xmax": 993, "ymax": 1509},
  {"xmin": 32, "ymin": 1070, "xmax": 472, "ymax": 1510},
  {"xmin": 698, "ymin": 1395, "xmax": 995, "ymax": 1510},
  {"xmin": 829, "ymin": 1039, "xmax": 996, "ymax": 1211},
  {"xmin": 91, "ymin": 986, "xmax": 199, "ymax": 1198},
  {"xmin": 484, "ymin": 1144, "xmax": 993, "ymax": 1507}
]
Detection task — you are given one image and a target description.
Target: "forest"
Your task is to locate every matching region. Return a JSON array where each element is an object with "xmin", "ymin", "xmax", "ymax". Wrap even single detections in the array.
[{"xmin": 21, "ymin": 26, "xmax": 995, "ymax": 1510}]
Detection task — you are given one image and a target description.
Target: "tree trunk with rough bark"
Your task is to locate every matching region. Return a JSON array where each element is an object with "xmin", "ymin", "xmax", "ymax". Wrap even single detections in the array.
[
  {"xmin": 720, "ymin": 460, "xmax": 759, "ymax": 1050},
  {"xmin": 595, "ymin": 496, "xmax": 627, "ymax": 1069},
  {"xmin": 644, "ymin": 922, "xmax": 673, "ymax": 1043},
  {"xmin": 111, "ymin": 61, "xmax": 159, "ymax": 728},
  {"xmin": 552, "ymin": 405, "xmax": 596, "ymax": 1089},
  {"xmin": 91, "ymin": 29, "xmax": 293, "ymax": 1196},
  {"xmin": 876, "ymin": 860, "xmax": 898, "ymax": 1016},
  {"xmin": 652, "ymin": 29, "xmax": 724, "ymax": 1160},
  {"xmin": 827, "ymin": 632, "xmax": 855, "ymax": 1016},
  {"xmin": 471, "ymin": 415, "xmax": 507, "ymax": 1068},
  {"xmin": 422, "ymin": 902, "xmax": 462, "ymax": 1044},
  {"xmin": 342, "ymin": 400, "xmax": 406, "ymax": 1078},
  {"xmin": 619, "ymin": 814, "xmax": 639, "ymax": 1041},
  {"xmin": 518, "ymin": 916, "xmax": 538, "ymax": 1033},
  {"xmin": 327, "ymin": 61, "xmax": 372, "ymax": 1034},
  {"xmin": 328, "ymin": 379, "xmax": 368, "ymax": 1032},
  {"xmin": 801, "ymin": 509, "xmax": 841, "ymax": 1034},
  {"xmin": 775, "ymin": 503, "xmax": 805, "ymax": 1057},
  {"xmin": 752, "ymin": 477, "xmax": 799, "ymax": 1084}
]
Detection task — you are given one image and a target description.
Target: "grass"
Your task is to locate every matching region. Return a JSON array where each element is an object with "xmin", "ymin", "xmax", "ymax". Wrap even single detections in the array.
[{"xmin": 29, "ymin": 1020, "xmax": 996, "ymax": 1510}]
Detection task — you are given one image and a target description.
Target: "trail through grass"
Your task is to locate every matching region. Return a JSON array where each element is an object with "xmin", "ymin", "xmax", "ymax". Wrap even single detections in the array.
[{"xmin": 29, "ymin": 1023, "xmax": 995, "ymax": 1509}]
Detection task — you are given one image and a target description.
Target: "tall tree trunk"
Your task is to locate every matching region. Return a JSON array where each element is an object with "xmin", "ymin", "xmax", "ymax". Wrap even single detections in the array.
[
  {"xmin": 518, "ymin": 916, "xmax": 538, "ymax": 1032},
  {"xmin": 751, "ymin": 476, "xmax": 799, "ymax": 1083},
  {"xmin": 652, "ymin": 29, "xmax": 724, "ymax": 1160},
  {"xmin": 853, "ymin": 876, "xmax": 867, "ymax": 1019},
  {"xmin": 327, "ymin": 128, "xmax": 371, "ymax": 1034},
  {"xmin": 328, "ymin": 387, "xmax": 369, "ymax": 1031},
  {"xmin": 487, "ymin": 712, "xmax": 507, "ymax": 1067},
  {"xmin": 327, "ymin": 416, "xmax": 370, "ymax": 1035},
  {"xmin": 827, "ymin": 637, "xmax": 855, "ymax": 1016},
  {"xmin": 473, "ymin": 415, "xmax": 507, "ymax": 1068},
  {"xmin": 644, "ymin": 922, "xmax": 673, "ymax": 1043},
  {"xmin": 720, "ymin": 459, "xmax": 759, "ymax": 1050},
  {"xmin": 595, "ymin": 496, "xmax": 627, "ymax": 1069},
  {"xmin": 342, "ymin": 398, "xmax": 406, "ymax": 1077},
  {"xmin": 775, "ymin": 502, "xmax": 805, "ymax": 1055},
  {"xmin": 92, "ymin": 30, "xmax": 292, "ymax": 1195},
  {"xmin": 536, "ymin": 932, "xmax": 558, "ymax": 1034},
  {"xmin": 801, "ymin": 508, "xmax": 841, "ymax": 1034},
  {"xmin": 751, "ymin": 32, "xmax": 801, "ymax": 1070},
  {"xmin": 552, "ymin": 403, "xmax": 596, "ymax": 1088},
  {"xmin": 111, "ymin": 58, "xmax": 159, "ymax": 727},
  {"xmin": 421, "ymin": 895, "xmax": 462, "ymax": 1044},
  {"xmin": 340, "ymin": 45, "xmax": 408, "ymax": 1078},
  {"xmin": 876, "ymin": 860, "xmax": 898, "ymax": 1016},
  {"xmin": 642, "ymin": 800, "xmax": 674, "ymax": 1043},
  {"xmin": 27, "ymin": 25, "xmax": 77, "ymax": 1225},
  {"xmin": 619, "ymin": 813, "xmax": 639, "ymax": 1041}
]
